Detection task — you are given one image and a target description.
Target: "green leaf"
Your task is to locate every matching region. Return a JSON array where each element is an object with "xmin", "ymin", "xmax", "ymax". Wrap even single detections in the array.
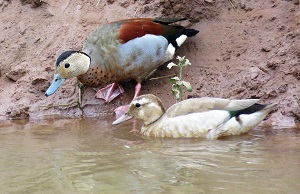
[
  {"xmin": 182, "ymin": 81, "xmax": 192, "ymax": 92},
  {"xmin": 171, "ymin": 84, "xmax": 179, "ymax": 91}
]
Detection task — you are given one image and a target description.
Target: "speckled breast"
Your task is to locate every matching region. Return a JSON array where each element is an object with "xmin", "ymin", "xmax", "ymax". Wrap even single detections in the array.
[{"xmin": 77, "ymin": 66, "xmax": 116, "ymax": 87}]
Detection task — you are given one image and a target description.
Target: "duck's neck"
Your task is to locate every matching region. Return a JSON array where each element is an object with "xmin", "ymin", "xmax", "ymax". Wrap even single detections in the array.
[
  {"xmin": 143, "ymin": 109, "xmax": 165, "ymax": 126},
  {"xmin": 78, "ymin": 49, "xmax": 120, "ymax": 86},
  {"xmin": 144, "ymin": 115, "xmax": 162, "ymax": 126}
]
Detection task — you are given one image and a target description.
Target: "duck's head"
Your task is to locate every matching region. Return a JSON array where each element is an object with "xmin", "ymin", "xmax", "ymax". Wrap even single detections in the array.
[
  {"xmin": 45, "ymin": 51, "xmax": 90, "ymax": 96},
  {"xmin": 113, "ymin": 94, "xmax": 165, "ymax": 125}
]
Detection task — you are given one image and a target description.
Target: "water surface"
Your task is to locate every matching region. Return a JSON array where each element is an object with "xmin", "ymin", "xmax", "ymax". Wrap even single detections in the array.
[{"xmin": 0, "ymin": 117, "xmax": 299, "ymax": 193}]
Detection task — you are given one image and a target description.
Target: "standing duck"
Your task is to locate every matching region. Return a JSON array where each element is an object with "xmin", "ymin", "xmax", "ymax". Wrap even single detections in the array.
[
  {"xmin": 45, "ymin": 18, "xmax": 199, "ymax": 117},
  {"xmin": 113, "ymin": 94, "xmax": 276, "ymax": 139}
]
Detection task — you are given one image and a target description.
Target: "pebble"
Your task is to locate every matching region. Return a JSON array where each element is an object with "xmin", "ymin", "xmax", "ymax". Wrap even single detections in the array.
[
  {"xmin": 240, "ymin": 0, "xmax": 246, "ymax": 9},
  {"xmin": 6, "ymin": 70, "xmax": 26, "ymax": 82},
  {"xmin": 278, "ymin": 84, "xmax": 288, "ymax": 93},
  {"xmin": 76, "ymin": 5, "xmax": 82, "ymax": 10},
  {"xmin": 261, "ymin": 46, "xmax": 272, "ymax": 52}
]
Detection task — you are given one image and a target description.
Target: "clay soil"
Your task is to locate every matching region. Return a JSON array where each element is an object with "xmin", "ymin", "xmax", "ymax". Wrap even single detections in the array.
[{"xmin": 0, "ymin": 0, "xmax": 299, "ymax": 127}]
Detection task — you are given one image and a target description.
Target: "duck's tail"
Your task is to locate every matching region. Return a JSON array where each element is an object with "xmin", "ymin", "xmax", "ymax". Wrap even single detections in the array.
[
  {"xmin": 154, "ymin": 18, "xmax": 199, "ymax": 50},
  {"xmin": 235, "ymin": 103, "xmax": 276, "ymax": 133},
  {"xmin": 207, "ymin": 103, "xmax": 276, "ymax": 140},
  {"xmin": 235, "ymin": 103, "xmax": 276, "ymax": 117},
  {"xmin": 182, "ymin": 28, "xmax": 199, "ymax": 37},
  {"xmin": 153, "ymin": 18, "xmax": 199, "ymax": 37}
]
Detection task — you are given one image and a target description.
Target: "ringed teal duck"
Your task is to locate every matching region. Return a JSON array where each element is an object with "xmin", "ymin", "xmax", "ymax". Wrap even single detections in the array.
[
  {"xmin": 45, "ymin": 18, "xmax": 199, "ymax": 117},
  {"xmin": 113, "ymin": 94, "xmax": 276, "ymax": 139}
]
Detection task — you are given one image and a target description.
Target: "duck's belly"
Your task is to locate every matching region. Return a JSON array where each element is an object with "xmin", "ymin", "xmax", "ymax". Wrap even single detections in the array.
[
  {"xmin": 142, "ymin": 110, "xmax": 231, "ymax": 138},
  {"xmin": 116, "ymin": 34, "xmax": 170, "ymax": 82}
]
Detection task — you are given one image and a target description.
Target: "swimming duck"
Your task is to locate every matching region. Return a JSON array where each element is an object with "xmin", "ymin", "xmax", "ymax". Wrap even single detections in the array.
[
  {"xmin": 44, "ymin": 18, "xmax": 199, "ymax": 117},
  {"xmin": 112, "ymin": 94, "xmax": 276, "ymax": 139}
]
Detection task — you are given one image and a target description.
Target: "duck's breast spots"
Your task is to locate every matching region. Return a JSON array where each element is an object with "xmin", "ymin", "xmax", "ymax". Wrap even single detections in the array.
[{"xmin": 77, "ymin": 66, "xmax": 115, "ymax": 87}]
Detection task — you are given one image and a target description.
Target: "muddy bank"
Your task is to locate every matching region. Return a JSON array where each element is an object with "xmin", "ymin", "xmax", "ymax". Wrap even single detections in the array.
[{"xmin": 0, "ymin": 0, "xmax": 299, "ymax": 127}]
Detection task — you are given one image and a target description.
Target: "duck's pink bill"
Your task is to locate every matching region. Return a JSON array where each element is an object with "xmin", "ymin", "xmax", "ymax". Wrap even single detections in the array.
[{"xmin": 112, "ymin": 113, "xmax": 133, "ymax": 125}]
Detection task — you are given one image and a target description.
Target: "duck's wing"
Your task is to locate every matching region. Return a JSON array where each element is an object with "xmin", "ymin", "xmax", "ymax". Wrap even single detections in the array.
[
  {"xmin": 117, "ymin": 18, "xmax": 198, "ymax": 45},
  {"xmin": 114, "ymin": 18, "xmax": 199, "ymax": 81},
  {"xmin": 164, "ymin": 97, "xmax": 260, "ymax": 118}
]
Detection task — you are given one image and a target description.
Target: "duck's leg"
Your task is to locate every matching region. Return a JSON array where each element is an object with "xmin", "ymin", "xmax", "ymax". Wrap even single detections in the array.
[
  {"xmin": 129, "ymin": 119, "xmax": 140, "ymax": 134},
  {"xmin": 133, "ymin": 83, "xmax": 141, "ymax": 99},
  {"xmin": 78, "ymin": 79, "xmax": 83, "ymax": 109},
  {"xmin": 114, "ymin": 82, "xmax": 142, "ymax": 119},
  {"xmin": 95, "ymin": 82, "xmax": 124, "ymax": 102}
]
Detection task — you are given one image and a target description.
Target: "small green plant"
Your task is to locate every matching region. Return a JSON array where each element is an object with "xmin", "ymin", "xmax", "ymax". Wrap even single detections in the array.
[{"xmin": 167, "ymin": 56, "xmax": 192, "ymax": 102}]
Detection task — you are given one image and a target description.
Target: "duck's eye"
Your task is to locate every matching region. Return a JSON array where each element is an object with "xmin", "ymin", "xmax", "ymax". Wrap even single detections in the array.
[
  {"xmin": 65, "ymin": 63, "xmax": 70, "ymax": 68},
  {"xmin": 135, "ymin": 103, "xmax": 141, "ymax": 108}
]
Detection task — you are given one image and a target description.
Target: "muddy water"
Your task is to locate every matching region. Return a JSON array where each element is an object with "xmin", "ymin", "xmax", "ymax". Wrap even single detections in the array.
[{"xmin": 0, "ymin": 117, "xmax": 299, "ymax": 193}]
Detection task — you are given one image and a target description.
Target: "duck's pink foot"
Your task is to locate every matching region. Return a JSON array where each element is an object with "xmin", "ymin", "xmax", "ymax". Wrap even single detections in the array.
[
  {"xmin": 114, "ymin": 104, "xmax": 130, "ymax": 119},
  {"xmin": 95, "ymin": 82, "xmax": 124, "ymax": 102},
  {"xmin": 129, "ymin": 128, "xmax": 141, "ymax": 135},
  {"xmin": 129, "ymin": 120, "xmax": 139, "ymax": 134}
]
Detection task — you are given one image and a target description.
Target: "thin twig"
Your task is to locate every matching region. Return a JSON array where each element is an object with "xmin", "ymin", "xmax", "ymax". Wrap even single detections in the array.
[
  {"xmin": 133, "ymin": 7, "xmax": 139, "ymax": 17},
  {"xmin": 149, "ymin": 74, "xmax": 177, "ymax": 80},
  {"xmin": 228, "ymin": 0, "xmax": 238, "ymax": 12},
  {"xmin": 96, "ymin": 0, "xmax": 101, "ymax": 6}
]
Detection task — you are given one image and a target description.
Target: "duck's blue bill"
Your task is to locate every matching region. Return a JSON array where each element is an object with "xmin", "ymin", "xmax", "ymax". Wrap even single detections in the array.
[{"xmin": 45, "ymin": 74, "xmax": 66, "ymax": 97}]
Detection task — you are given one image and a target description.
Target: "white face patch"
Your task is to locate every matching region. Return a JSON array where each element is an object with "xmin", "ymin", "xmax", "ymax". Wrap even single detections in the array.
[{"xmin": 176, "ymin": 35, "xmax": 188, "ymax": 47}]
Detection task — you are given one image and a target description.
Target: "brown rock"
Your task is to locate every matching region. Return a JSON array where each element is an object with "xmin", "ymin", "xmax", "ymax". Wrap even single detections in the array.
[
  {"xmin": 107, "ymin": 0, "xmax": 115, "ymax": 4},
  {"xmin": 20, "ymin": 0, "xmax": 43, "ymax": 8},
  {"xmin": 6, "ymin": 105, "xmax": 30, "ymax": 119},
  {"xmin": 292, "ymin": 67, "xmax": 300, "ymax": 80},
  {"xmin": 6, "ymin": 68, "xmax": 27, "ymax": 82},
  {"xmin": 261, "ymin": 46, "xmax": 272, "ymax": 52},
  {"xmin": 173, "ymin": 4, "xmax": 181, "ymax": 13},
  {"xmin": 31, "ymin": 78, "xmax": 50, "ymax": 92},
  {"xmin": 119, "ymin": 0, "xmax": 130, "ymax": 8},
  {"xmin": 266, "ymin": 61, "xmax": 280, "ymax": 70},
  {"xmin": 278, "ymin": 84, "xmax": 288, "ymax": 93}
]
